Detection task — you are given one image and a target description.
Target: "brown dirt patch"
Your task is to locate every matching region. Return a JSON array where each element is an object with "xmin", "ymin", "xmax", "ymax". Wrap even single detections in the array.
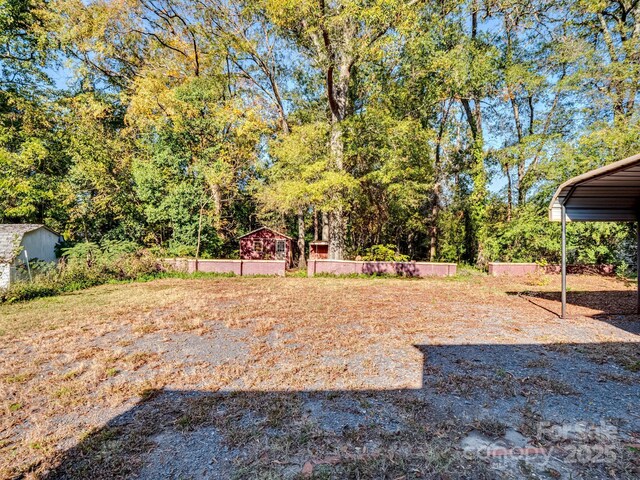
[{"xmin": 0, "ymin": 274, "xmax": 638, "ymax": 479}]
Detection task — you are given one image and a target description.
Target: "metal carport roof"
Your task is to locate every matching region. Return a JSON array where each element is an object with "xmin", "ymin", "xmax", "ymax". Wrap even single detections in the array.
[
  {"xmin": 549, "ymin": 152, "xmax": 640, "ymax": 222},
  {"xmin": 548, "ymin": 152, "xmax": 640, "ymax": 317}
]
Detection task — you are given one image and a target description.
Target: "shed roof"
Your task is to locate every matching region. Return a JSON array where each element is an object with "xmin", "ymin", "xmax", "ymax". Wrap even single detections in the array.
[
  {"xmin": 238, "ymin": 226, "xmax": 293, "ymax": 240},
  {"xmin": 549, "ymin": 152, "xmax": 640, "ymax": 222},
  {"xmin": 0, "ymin": 224, "xmax": 59, "ymax": 262}
]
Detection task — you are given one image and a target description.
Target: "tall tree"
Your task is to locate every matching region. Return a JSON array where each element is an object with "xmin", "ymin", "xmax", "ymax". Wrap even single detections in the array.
[
  {"xmin": 264, "ymin": 0, "xmax": 420, "ymax": 259},
  {"xmin": 0, "ymin": 0, "xmax": 52, "ymax": 89},
  {"xmin": 257, "ymin": 121, "xmax": 334, "ymax": 267},
  {"xmin": 570, "ymin": 0, "xmax": 640, "ymax": 123}
]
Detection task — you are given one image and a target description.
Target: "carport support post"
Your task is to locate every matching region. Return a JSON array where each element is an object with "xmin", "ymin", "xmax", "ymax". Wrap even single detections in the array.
[{"xmin": 561, "ymin": 204, "xmax": 567, "ymax": 319}]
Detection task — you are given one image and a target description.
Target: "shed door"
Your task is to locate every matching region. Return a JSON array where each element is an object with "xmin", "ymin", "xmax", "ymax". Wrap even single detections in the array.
[{"xmin": 275, "ymin": 240, "xmax": 286, "ymax": 260}]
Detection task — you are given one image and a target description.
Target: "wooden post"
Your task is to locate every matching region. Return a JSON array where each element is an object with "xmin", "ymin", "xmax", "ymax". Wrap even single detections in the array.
[
  {"xmin": 561, "ymin": 204, "xmax": 567, "ymax": 319},
  {"xmin": 24, "ymin": 250, "xmax": 32, "ymax": 282},
  {"xmin": 637, "ymin": 221, "xmax": 639, "ymax": 314}
]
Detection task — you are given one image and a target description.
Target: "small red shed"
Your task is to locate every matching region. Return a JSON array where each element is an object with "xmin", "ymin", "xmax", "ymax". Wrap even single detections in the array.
[
  {"xmin": 239, "ymin": 227, "xmax": 293, "ymax": 266},
  {"xmin": 309, "ymin": 241, "xmax": 329, "ymax": 259}
]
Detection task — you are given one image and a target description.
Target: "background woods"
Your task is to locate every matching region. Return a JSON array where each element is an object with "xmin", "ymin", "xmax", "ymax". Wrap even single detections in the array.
[{"xmin": 1, "ymin": 0, "xmax": 640, "ymax": 266}]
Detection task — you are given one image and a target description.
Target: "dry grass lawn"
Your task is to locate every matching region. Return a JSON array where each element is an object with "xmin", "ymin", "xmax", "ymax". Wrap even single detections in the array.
[{"xmin": 1, "ymin": 274, "xmax": 639, "ymax": 479}]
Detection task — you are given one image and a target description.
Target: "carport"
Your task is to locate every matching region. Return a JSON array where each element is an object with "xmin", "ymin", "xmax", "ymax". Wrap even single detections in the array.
[{"xmin": 549, "ymin": 152, "xmax": 640, "ymax": 318}]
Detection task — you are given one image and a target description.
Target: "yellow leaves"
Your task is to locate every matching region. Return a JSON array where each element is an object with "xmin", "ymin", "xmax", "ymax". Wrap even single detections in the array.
[
  {"xmin": 200, "ymin": 159, "xmax": 235, "ymax": 189},
  {"xmin": 127, "ymin": 73, "xmax": 179, "ymax": 128},
  {"xmin": 271, "ymin": 122, "xmax": 329, "ymax": 163},
  {"xmin": 257, "ymin": 120, "xmax": 362, "ymax": 213},
  {"xmin": 576, "ymin": 0, "xmax": 608, "ymax": 14},
  {"xmin": 19, "ymin": 139, "xmax": 49, "ymax": 165},
  {"xmin": 425, "ymin": 39, "xmax": 499, "ymax": 100},
  {"xmin": 63, "ymin": 94, "xmax": 113, "ymax": 123},
  {"xmin": 358, "ymin": 0, "xmax": 408, "ymax": 28},
  {"xmin": 264, "ymin": 0, "xmax": 411, "ymax": 67},
  {"xmin": 58, "ymin": 0, "xmax": 214, "ymax": 96},
  {"xmin": 56, "ymin": 0, "xmax": 126, "ymax": 51},
  {"xmin": 263, "ymin": 0, "xmax": 316, "ymax": 29},
  {"xmin": 128, "ymin": 74, "xmax": 263, "ymax": 139}
]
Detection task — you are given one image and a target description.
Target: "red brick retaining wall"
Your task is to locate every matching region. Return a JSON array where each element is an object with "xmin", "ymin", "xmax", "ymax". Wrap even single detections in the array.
[
  {"xmin": 307, "ymin": 260, "xmax": 456, "ymax": 277},
  {"xmin": 488, "ymin": 263, "xmax": 538, "ymax": 276},
  {"xmin": 543, "ymin": 264, "xmax": 615, "ymax": 275},
  {"xmin": 165, "ymin": 259, "xmax": 285, "ymax": 276},
  {"xmin": 241, "ymin": 260, "xmax": 286, "ymax": 276}
]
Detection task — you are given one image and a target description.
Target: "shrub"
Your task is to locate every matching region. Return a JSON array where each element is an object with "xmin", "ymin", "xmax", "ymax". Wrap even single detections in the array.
[
  {"xmin": 0, "ymin": 280, "xmax": 60, "ymax": 303},
  {"xmin": 360, "ymin": 244, "xmax": 409, "ymax": 262},
  {"xmin": 0, "ymin": 241, "xmax": 165, "ymax": 304}
]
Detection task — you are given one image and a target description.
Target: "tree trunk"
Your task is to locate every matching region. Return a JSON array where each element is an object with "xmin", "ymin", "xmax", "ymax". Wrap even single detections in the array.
[
  {"xmin": 430, "ymin": 158, "xmax": 441, "ymax": 263},
  {"xmin": 509, "ymin": 96, "xmax": 527, "ymax": 205},
  {"xmin": 430, "ymin": 101, "xmax": 451, "ymax": 262},
  {"xmin": 517, "ymin": 162, "xmax": 526, "ymax": 205},
  {"xmin": 323, "ymin": 24, "xmax": 351, "ymax": 260},
  {"xmin": 329, "ymin": 209, "xmax": 346, "ymax": 260},
  {"xmin": 461, "ymin": 97, "xmax": 487, "ymax": 265},
  {"xmin": 297, "ymin": 209, "xmax": 306, "ymax": 268},
  {"xmin": 463, "ymin": 4, "xmax": 486, "ymax": 265},
  {"xmin": 467, "ymin": 2, "xmax": 486, "ymax": 264},
  {"xmin": 313, "ymin": 208, "xmax": 319, "ymax": 241},
  {"xmin": 328, "ymin": 117, "xmax": 346, "ymax": 260},
  {"xmin": 429, "ymin": 200, "xmax": 439, "ymax": 262},
  {"xmin": 210, "ymin": 183, "xmax": 222, "ymax": 234},
  {"xmin": 322, "ymin": 211, "xmax": 329, "ymax": 241},
  {"xmin": 195, "ymin": 203, "xmax": 204, "ymax": 270},
  {"xmin": 505, "ymin": 163, "xmax": 513, "ymax": 222}
]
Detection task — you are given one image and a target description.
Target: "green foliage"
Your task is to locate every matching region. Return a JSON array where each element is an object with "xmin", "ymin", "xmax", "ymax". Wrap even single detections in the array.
[
  {"xmin": 0, "ymin": 243, "xmax": 164, "ymax": 303},
  {"xmin": 360, "ymin": 245, "xmax": 409, "ymax": 262},
  {"xmin": 60, "ymin": 93, "xmax": 143, "ymax": 242},
  {"xmin": 131, "ymin": 75, "xmax": 264, "ymax": 255},
  {"xmin": 0, "ymin": 93, "xmax": 69, "ymax": 227},
  {"xmin": 0, "ymin": 280, "xmax": 60, "ymax": 303},
  {"xmin": 258, "ymin": 122, "xmax": 332, "ymax": 213},
  {"xmin": 482, "ymin": 202, "xmax": 636, "ymax": 268},
  {"xmin": 344, "ymin": 108, "xmax": 435, "ymax": 250},
  {"xmin": 566, "ymin": 223, "xmax": 635, "ymax": 266},
  {"xmin": 61, "ymin": 242, "xmax": 101, "ymax": 261},
  {"xmin": 1, "ymin": 0, "xmax": 640, "ymax": 271},
  {"xmin": 484, "ymin": 203, "xmax": 560, "ymax": 263},
  {"xmin": 0, "ymin": 0, "xmax": 52, "ymax": 88}
]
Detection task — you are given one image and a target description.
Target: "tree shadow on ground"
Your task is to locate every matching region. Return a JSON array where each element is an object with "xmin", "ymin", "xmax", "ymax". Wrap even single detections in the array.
[
  {"xmin": 509, "ymin": 290, "xmax": 640, "ymax": 331},
  {"xmin": 36, "ymin": 342, "xmax": 640, "ymax": 480}
]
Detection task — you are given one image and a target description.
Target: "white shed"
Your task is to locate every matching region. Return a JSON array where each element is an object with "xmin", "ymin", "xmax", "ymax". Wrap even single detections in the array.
[{"xmin": 0, "ymin": 224, "xmax": 62, "ymax": 290}]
